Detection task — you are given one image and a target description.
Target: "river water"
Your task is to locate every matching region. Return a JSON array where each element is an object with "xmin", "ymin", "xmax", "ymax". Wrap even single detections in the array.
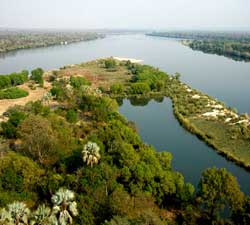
[{"xmin": 0, "ymin": 34, "xmax": 249, "ymax": 193}]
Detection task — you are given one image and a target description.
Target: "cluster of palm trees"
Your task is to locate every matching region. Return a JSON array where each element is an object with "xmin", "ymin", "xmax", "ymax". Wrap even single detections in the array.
[
  {"xmin": 0, "ymin": 189, "xmax": 78, "ymax": 225},
  {"xmin": 0, "ymin": 142, "xmax": 101, "ymax": 225}
]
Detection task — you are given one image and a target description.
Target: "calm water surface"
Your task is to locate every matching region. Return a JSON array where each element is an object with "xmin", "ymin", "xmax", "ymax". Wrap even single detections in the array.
[{"xmin": 0, "ymin": 34, "xmax": 249, "ymax": 193}]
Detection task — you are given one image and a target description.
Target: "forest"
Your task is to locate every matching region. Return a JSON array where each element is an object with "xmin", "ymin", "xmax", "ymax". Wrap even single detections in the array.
[
  {"xmin": 147, "ymin": 31, "xmax": 250, "ymax": 62},
  {"xmin": 0, "ymin": 59, "xmax": 249, "ymax": 225},
  {"xmin": 0, "ymin": 30, "xmax": 104, "ymax": 53}
]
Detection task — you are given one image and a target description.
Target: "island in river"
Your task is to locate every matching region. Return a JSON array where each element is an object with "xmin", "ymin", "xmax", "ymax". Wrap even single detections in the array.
[{"xmin": 0, "ymin": 57, "xmax": 249, "ymax": 224}]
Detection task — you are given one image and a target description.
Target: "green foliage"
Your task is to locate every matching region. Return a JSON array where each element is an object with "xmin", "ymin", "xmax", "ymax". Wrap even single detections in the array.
[
  {"xmin": 104, "ymin": 58, "xmax": 117, "ymax": 69},
  {"xmin": 0, "ymin": 70, "xmax": 28, "ymax": 89},
  {"xmin": 197, "ymin": 167, "xmax": 244, "ymax": 220},
  {"xmin": 129, "ymin": 64, "xmax": 167, "ymax": 91},
  {"xmin": 66, "ymin": 109, "xmax": 78, "ymax": 123},
  {"xmin": 0, "ymin": 151, "xmax": 44, "ymax": 206},
  {"xmin": 30, "ymin": 68, "xmax": 44, "ymax": 86},
  {"xmin": 17, "ymin": 114, "xmax": 73, "ymax": 166},
  {"xmin": 0, "ymin": 87, "xmax": 28, "ymax": 99},
  {"xmin": 70, "ymin": 76, "xmax": 91, "ymax": 89},
  {"xmin": 1, "ymin": 108, "xmax": 26, "ymax": 138},
  {"xmin": 129, "ymin": 82, "xmax": 151, "ymax": 95},
  {"xmin": 232, "ymin": 196, "xmax": 250, "ymax": 225},
  {"xmin": 110, "ymin": 83, "xmax": 124, "ymax": 95}
]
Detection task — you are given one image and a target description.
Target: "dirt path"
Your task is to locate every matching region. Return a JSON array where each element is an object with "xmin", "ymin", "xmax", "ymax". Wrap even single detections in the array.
[{"xmin": 0, "ymin": 81, "xmax": 51, "ymax": 117}]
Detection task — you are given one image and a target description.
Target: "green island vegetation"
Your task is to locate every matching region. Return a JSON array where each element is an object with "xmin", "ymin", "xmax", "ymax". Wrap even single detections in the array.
[
  {"xmin": 147, "ymin": 31, "xmax": 250, "ymax": 62},
  {"xmin": 0, "ymin": 58, "xmax": 249, "ymax": 224},
  {"xmin": 0, "ymin": 30, "xmax": 104, "ymax": 53}
]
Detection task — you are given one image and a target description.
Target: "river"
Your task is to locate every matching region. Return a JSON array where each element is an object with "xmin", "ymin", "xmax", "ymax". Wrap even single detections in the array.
[{"xmin": 0, "ymin": 34, "xmax": 249, "ymax": 193}]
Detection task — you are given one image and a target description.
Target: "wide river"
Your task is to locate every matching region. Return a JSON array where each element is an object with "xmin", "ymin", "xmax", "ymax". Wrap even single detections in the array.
[{"xmin": 0, "ymin": 34, "xmax": 250, "ymax": 193}]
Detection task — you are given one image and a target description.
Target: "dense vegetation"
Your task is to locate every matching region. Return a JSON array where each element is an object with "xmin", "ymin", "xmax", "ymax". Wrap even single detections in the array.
[
  {"xmin": 0, "ymin": 59, "xmax": 249, "ymax": 224},
  {"xmin": 0, "ymin": 87, "xmax": 29, "ymax": 99},
  {"xmin": 147, "ymin": 31, "xmax": 250, "ymax": 61},
  {"xmin": 187, "ymin": 40, "xmax": 250, "ymax": 61},
  {"xmin": 0, "ymin": 30, "xmax": 104, "ymax": 53},
  {"xmin": 0, "ymin": 70, "xmax": 28, "ymax": 89}
]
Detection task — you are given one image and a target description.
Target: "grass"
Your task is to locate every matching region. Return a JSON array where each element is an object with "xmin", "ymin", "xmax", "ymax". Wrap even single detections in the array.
[{"xmin": 0, "ymin": 87, "xmax": 29, "ymax": 99}]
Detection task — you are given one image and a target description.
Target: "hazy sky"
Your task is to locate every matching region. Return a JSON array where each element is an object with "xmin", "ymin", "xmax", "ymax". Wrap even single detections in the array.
[{"xmin": 1, "ymin": 0, "xmax": 250, "ymax": 30}]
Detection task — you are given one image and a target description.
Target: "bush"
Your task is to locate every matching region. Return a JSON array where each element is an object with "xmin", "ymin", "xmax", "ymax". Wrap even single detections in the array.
[
  {"xmin": 104, "ymin": 58, "xmax": 117, "ymax": 69},
  {"xmin": 66, "ymin": 109, "xmax": 78, "ymax": 123},
  {"xmin": 70, "ymin": 76, "xmax": 91, "ymax": 89},
  {"xmin": 1, "ymin": 109, "xmax": 26, "ymax": 138},
  {"xmin": 110, "ymin": 83, "xmax": 124, "ymax": 94},
  {"xmin": 30, "ymin": 68, "xmax": 44, "ymax": 86},
  {"xmin": 0, "ymin": 70, "xmax": 28, "ymax": 89},
  {"xmin": 0, "ymin": 75, "xmax": 11, "ymax": 89},
  {"xmin": 129, "ymin": 82, "xmax": 151, "ymax": 95},
  {"xmin": 0, "ymin": 87, "xmax": 28, "ymax": 99}
]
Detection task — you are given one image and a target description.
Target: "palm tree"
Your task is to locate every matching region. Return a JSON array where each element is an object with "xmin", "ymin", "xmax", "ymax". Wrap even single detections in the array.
[
  {"xmin": 82, "ymin": 141, "xmax": 101, "ymax": 167},
  {"xmin": 0, "ymin": 201, "xmax": 30, "ymax": 225},
  {"xmin": 51, "ymin": 188, "xmax": 78, "ymax": 225},
  {"xmin": 30, "ymin": 204, "xmax": 51, "ymax": 225}
]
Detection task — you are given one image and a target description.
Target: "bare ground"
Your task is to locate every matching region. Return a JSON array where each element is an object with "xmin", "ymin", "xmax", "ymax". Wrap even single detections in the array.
[{"xmin": 0, "ymin": 81, "xmax": 51, "ymax": 119}]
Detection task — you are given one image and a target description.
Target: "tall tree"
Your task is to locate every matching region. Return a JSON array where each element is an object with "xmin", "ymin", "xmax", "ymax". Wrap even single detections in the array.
[{"xmin": 197, "ymin": 167, "xmax": 244, "ymax": 220}]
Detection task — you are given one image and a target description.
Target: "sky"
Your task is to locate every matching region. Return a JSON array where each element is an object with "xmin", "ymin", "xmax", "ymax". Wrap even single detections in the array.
[{"xmin": 0, "ymin": 0, "xmax": 250, "ymax": 30}]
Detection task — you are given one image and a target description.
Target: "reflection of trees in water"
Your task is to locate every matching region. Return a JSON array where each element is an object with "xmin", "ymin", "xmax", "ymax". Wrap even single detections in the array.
[
  {"xmin": 0, "ymin": 51, "xmax": 17, "ymax": 60},
  {"xmin": 115, "ymin": 97, "xmax": 123, "ymax": 106},
  {"xmin": 129, "ymin": 96, "xmax": 151, "ymax": 106},
  {"xmin": 153, "ymin": 96, "xmax": 164, "ymax": 103},
  {"xmin": 118, "ymin": 95, "xmax": 165, "ymax": 107}
]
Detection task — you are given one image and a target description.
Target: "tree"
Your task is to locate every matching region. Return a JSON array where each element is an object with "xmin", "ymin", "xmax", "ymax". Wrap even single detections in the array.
[
  {"xmin": 0, "ymin": 201, "xmax": 30, "ymax": 225},
  {"xmin": 30, "ymin": 68, "xmax": 44, "ymax": 86},
  {"xmin": 30, "ymin": 205, "xmax": 51, "ymax": 225},
  {"xmin": 232, "ymin": 196, "xmax": 250, "ymax": 225},
  {"xmin": 197, "ymin": 167, "xmax": 244, "ymax": 220},
  {"xmin": 129, "ymin": 82, "xmax": 151, "ymax": 95},
  {"xmin": 17, "ymin": 115, "xmax": 58, "ymax": 166},
  {"xmin": 82, "ymin": 142, "xmax": 101, "ymax": 167},
  {"xmin": 51, "ymin": 188, "xmax": 78, "ymax": 225}
]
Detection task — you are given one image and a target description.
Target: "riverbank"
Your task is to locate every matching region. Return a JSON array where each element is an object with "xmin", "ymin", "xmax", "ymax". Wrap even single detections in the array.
[
  {"xmin": 0, "ymin": 31, "xmax": 104, "ymax": 53},
  {"xmin": 165, "ymin": 79, "xmax": 250, "ymax": 169}
]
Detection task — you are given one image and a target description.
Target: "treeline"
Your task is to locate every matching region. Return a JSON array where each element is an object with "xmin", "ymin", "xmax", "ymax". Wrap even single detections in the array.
[
  {"xmin": 188, "ymin": 40, "xmax": 250, "ymax": 61},
  {"xmin": 147, "ymin": 31, "xmax": 250, "ymax": 62},
  {"xmin": 147, "ymin": 31, "xmax": 250, "ymax": 42},
  {"xmin": 0, "ymin": 30, "xmax": 104, "ymax": 53}
]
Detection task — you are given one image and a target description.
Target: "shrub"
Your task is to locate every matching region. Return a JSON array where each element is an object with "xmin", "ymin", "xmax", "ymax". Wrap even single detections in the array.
[
  {"xmin": 0, "ymin": 87, "xmax": 28, "ymax": 99},
  {"xmin": 0, "ymin": 70, "xmax": 28, "ymax": 89},
  {"xmin": 0, "ymin": 75, "xmax": 11, "ymax": 89},
  {"xmin": 70, "ymin": 76, "xmax": 91, "ymax": 89},
  {"xmin": 66, "ymin": 109, "xmax": 78, "ymax": 123},
  {"xmin": 104, "ymin": 58, "xmax": 116, "ymax": 69},
  {"xmin": 129, "ymin": 82, "xmax": 151, "ymax": 95},
  {"xmin": 110, "ymin": 83, "xmax": 124, "ymax": 94},
  {"xmin": 1, "ymin": 109, "xmax": 26, "ymax": 138}
]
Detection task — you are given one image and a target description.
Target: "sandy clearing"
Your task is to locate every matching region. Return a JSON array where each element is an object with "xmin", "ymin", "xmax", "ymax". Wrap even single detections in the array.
[{"xmin": 0, "ymin": 81, "xmax": 51, "ymax": 116}]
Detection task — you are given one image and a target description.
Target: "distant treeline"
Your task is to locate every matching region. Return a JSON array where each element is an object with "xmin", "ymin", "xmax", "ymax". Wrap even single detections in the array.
[
  {"xmin": 0, "ymin": 30, "xmax": 104, "ymax": 53},
  {"xmin": 188, "ymin": 40, "xmax": 250, "ymax": 61},
  {"xmin": 147, "ymin": 31, "xmax": 250, "ymax": 62}
]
